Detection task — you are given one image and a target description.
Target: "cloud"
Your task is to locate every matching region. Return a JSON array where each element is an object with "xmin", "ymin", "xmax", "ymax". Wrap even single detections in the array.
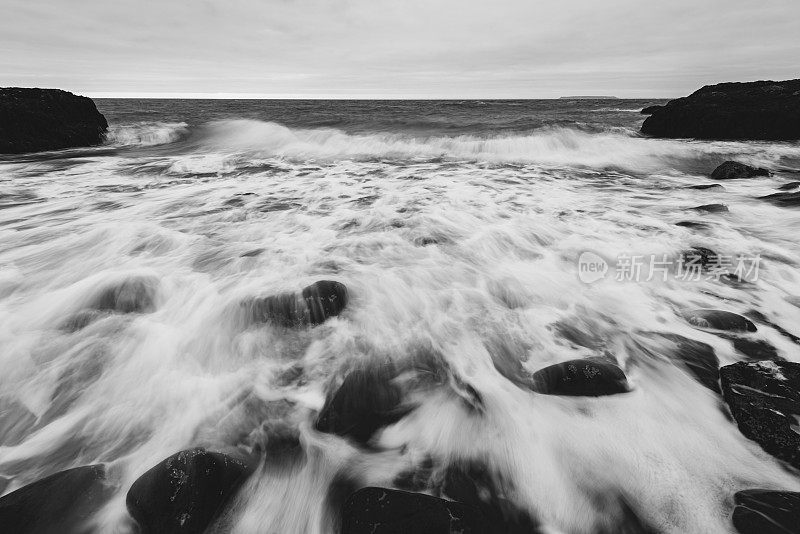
[{"xmin": 1, "ymin": 0, "xmax": 798, "ymax": 97}]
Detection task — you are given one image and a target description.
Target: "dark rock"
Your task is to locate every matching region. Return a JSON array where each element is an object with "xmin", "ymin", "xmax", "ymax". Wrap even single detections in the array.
[
  {"xmin": 89, "ymin": 275, "xmax": 159, "ymax": 314},
  {"xmin": 777, "ymin": 181, "xmax": 800, "ymax": 191},
  {"xmin": 759, "ymin": 191, "xmax": 800, "ymax": 208},
  {"xmin": 732, "ymin": 489, "xmax": 800, "ymax": 534},
  {"xmin": 681, "ymin": 246, "xmax": 720, "ymax": 270},
  {"xmin": 245, "ymin": 280, "xmax": 348, "ymax": 327},
  {"xmin": 341, "ymin": 487, "xmax": 490, "ymax": 534},
  {"xmin": 690, "ymin": 203, "xmax": 729, "ymax": 213},
  {"xmin": 675, "ymin": 221, "xmax": 711, "ymax": 230},
  {"xmin": 530, "ymin": 359, "xmax": 630, "ymax": 397},
  {"xmin": 440, "ymin": 462, "xmax": 539, "ymax": 533},
  {"xmin": 686, "ymin": 183, "xmax": 725, "ymax": 190},
  {"xmin": 710, "ymin": 161, "xmax": 772, "ymax": 180},
  {"xmin": 684, "ymin": 309, "xmax": 757, "ymax": 332},
  {"xmin": 0, "ymin": 88, "xmax": 108, "ymax": 154},
  {"xmin": 640, "ymin": 79, "xmax": 800, "ymax": 140},
  {"xmin": 0, "ymin": 465, "xmax": 112, "ymax": 534},
  {"xmin": 637, "ymin": 333, "xmax": 721, "ymax": 393},
  {"xmin": 315, "ymin": 365, "xmax": 407, "ymax": 446},
  {"xmin": 720, "ymin": 361, "xmax": 800, "ymax": 469},
  {"xmin": 126, "ymin": 448, "xmax": 254, "ymax": 534},
  {"xmin": 728, "ymin": 337, "xmax": 781, "ymax": 361},
  {"xmin": 640, "ymin": 105, "xmax": 663, "ymax": 115}
]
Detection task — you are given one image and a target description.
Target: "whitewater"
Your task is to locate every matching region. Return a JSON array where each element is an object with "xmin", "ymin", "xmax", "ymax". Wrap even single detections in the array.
[{"xmin": 1, "ymin": 99, "xmax": 800, "ymax": 533}]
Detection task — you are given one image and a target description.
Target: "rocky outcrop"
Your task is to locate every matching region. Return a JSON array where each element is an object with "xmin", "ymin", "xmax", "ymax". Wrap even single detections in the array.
[
  {"xmin": 529, "ymin": 359, "xmax": 630, "ymax": 397},
  {"xmin": 732, "ymin": 489, "xmax": 800, "ymax": 534},
  {"xmin": 641, "ymin": 79, "xmax": 800, "ymax": 140},
  {"xmin": 126, "ymin": 448, "xmax": 254, "ymax": 534},
  {"xmin": 0, "ymin": 465, "xmax": 112, "ymax": 534},
  {"xmin": 0, "ymin": 88, "xmax": 108, "ymax": 154},
  {"xmin": 720, "ymin": 361, "xmax": 800, "ymax": 469},
  {"xmin": 710, "ymin": 161, "xmax": 771, "ymax": 180}
]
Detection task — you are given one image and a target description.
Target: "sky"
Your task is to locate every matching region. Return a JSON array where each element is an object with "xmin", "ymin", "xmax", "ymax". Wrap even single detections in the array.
[{"xmin": 1, "ymin": 0, "xmax": 798, "ymax": 99}]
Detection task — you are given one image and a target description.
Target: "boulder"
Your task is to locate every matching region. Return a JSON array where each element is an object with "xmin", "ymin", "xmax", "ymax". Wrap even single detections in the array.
[
  {"xmin": 126, "ymin": 448, "xmax": 254, "ymax": 534},
  {"xmin": 710, "ymin": 161, "xmax": 772, "ymax": 180},
  {"xmin": 686, "ymin": 184, "xmax": 725, "ymax": 190},
  {"xmin": 0, "ymin": 88, "xmax": 108, "ymax": 154},
  {"xmin": 341, "ymin": 487, "xmax": 490, "ymax": 534},
  {"xmin": 315, "ymin": 365, "xmax": 407, "ymax": 445},
  {"xmin": 684, "ymin": 309, "xmax": 757, "ymax": 332},
  {"xmin": 681, "ymin": 246, "xmax": 720, "ymax": 270},
  {"xmin": 759, "ymin": 191, "xmax": 800, "ymax": 208},
  {"xmin": 640, "ymin": 79, "xmax": 800, "ymax": 140},
  {"xmin": 89, "ymin": 275, "xmax": 159, "ymax": 314},
  {"xmin": 0, "ymin": 465, "xmax": 112, "ymax": 534},
  {"xmin": 675, "ymin": 221, "xmax": 711, "ymax": 230},
  {"xmin": 245, "ymin": 280, "xmax": 348, "ymax": 327},
  {"xmin": 732, "ymin": 489, "xmax": 800, "ymax": 534},
  {"xmin": 720, "ymin": 361, "xmax": 800, "ymax": 469},
  {"xmin": 637, "ymin": 333, "xmax": 720, "ymax": 393},
  {"xmin": 689, "ymin": 203, "xmax": 728, "ymax": 213},
  {"xmin": 776, "ymin": 181, "xmax": 800, "ymax": 191},
  {"xmin": 530, "ymin": 359, "xmax": 630, "ymax": 397}
]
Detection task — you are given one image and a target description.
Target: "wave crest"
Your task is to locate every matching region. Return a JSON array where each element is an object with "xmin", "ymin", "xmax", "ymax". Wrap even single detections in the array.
[{"xmin": 104, "ymin": 122, "xmax": 189, "ymax": 147}]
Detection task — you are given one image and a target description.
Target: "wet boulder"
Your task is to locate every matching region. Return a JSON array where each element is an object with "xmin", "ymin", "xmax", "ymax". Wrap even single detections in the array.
[
  {"xmin": 684, "ymin": 309, "xmax": 757, "ymax": 333},
  {"xmin": 675, "ymin": 221, "xmax": 711, "ymax": 230},
  {"xmin": 529, "ymin": 359, "xmax": 630, "ymax": 397},
  {"xmin": 635, "ymin": 333, "xmax": 721, "ymax": 393},
  {"xmin": 341, "ymin": 487, "xmax": 490, "ymax": 534},
  {"xmin": 689, "ymin": 203, "xmax": 729, "ymax": 213},
  {"xmin": 710, "ymin": 161, "xmax": 772, "ymax": 180},
  {"xmin": 126, "ymin": 448, "xmax": 254, "ymax": 534},
  {"xmin": 759, "ymin": 191, "xmax": 800, "ymax": 208},
  {"xmin": 720, "ymin": 361, "xmax": 800, "ymax": 469},
  {"xmin": 640, "ymin": 79, "xmax": 800, "ymax": 140},
  {"xmin": 315, "ymin": 365, "xmax": 407, "ymax": 446},
  {"xmin": 776, "ymin": 181, "xmax": 800, "ymax": 191},
  {"xmin": 680, "ymin": 247, "xmax": 721, "ymax": 271},
  {"xmin": 686, "ymin": 183, "xmax": 725, "ymax": 190},
  {"xmin": 732, "ymin": 489, "xmax": 800, "ymax": 534},
  {"xmin": 0, "ymin": 465, "xmax": 112, "ymax": 534},
  {"xmin": 89, "ymin": 276, "xmax": 159, "ymax": 314},
  {"xmin": 246, "ymin": 280, "xmax": 348, "ymax": 327},
  {"xmin": 0, "ymin": 88, "xmax": 108, "ymax": 154}
]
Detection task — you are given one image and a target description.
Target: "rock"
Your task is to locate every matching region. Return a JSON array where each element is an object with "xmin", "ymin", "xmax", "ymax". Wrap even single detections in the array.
[
  {"xmin": 530, "ymin": 359, "xmax": 630, "ymax": 397},
  {"xmin": 732, "ymin": 489, "xmax": 800, "ymax": 534},
  {"xmin": 720, "ymin": 361, "xmax": 800, "ymax": 469},
  {"xmin": 776, "ymin": 181, "xmax": 800, "ymax": 191},
  {"xmin": 0, "ymin": 399, "xmax": 37, "ymax": 446},
  {"xmin": 126, "ymin": 448, "xmax": 254, "ymax": 534},
  {"xmin": 440, "ymin": 462, "xmax": 539, "ymax": 533},
  {"xmin": 245, "ymin": 280, "xmax": 348, "ymax": 327},
  {"xmin": 681, "ymin": 246, "xmax": 720, "ymax": 270},
  {"xmin": 759, "ymin": 191, "xmax": 800, "ymax": 208},
  {"xmin": 315, "ymin": 365, "xmax": 407, "ymax": 446},
  {"xmin": 710, "ymin": 161, "xmax": 772, "ymax": 180},
  {"xmin": 640, "ymin": 105, "xmax": 663, "ymax": 115},
  {"xmin": 640, "ymin": 79, "xmax": 800, "ymax": 140},
  {"xmin": 0, "ymin": 88, "xmax": 108, "ymax": 154},
  {"xmin": 728, "ymin": 337, "xmax": 781, "ymax": 361},
  {"xmin": 689, "ymin": 203, "xmax": 729, "ymax": 213},
  {"xmin": 341, "ymin": 487, "xmax": 490, "ymax": 534},
  {"xmin": 684, "ymin": 309, "xmax": 757, "ymax": 332},
  {"xmin": 89, "ymin": 275, "xmax": 159, "ymax": 314},
  {"xmin": 675, "ymin": 221, "xmax": 711, "ymax": 230},
  {"xmin": 393, "ymin": 457, "xmax": 435, "ymax": 492},
  {"xmin": 0, "ymin": 465, "xmax": 112, "ymax": 534},
  {"xmin": 686, "ymin": 183, "xmax": 725, "ymax": 190},
  {"xmin": 637, "ymin": 333, "xmax": 721, "ymax": 393}
]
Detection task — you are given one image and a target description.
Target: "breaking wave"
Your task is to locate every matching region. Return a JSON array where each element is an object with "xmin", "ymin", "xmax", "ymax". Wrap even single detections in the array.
[{"xmin": 104, "ymin": 122, "xmax": 189, "ymax": 147}]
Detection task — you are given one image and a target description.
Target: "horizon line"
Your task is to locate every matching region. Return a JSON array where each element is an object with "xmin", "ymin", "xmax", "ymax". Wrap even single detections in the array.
[{"xmin": 83, "ymin": 91, "xmax": 671, "ymax": 100}]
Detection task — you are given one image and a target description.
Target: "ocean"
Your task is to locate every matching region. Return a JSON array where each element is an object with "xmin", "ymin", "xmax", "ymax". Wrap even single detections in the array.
[{"xmin": 1, "ymin": 99, "xmax": 800, "ymax": 533}]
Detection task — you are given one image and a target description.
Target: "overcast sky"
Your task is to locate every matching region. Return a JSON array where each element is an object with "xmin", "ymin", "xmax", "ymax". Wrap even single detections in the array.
[{"xmin": 2, "ymin": 0, "xmax": 798, "ymax": 98}]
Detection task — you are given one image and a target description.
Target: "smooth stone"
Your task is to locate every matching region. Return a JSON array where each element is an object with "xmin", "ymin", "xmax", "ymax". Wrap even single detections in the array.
[
  {"xmin": 126, "ymin": 448, "xmax": 254, "ymax": 534},
  {"xmin": 776, "ymin": 181, "xmax": 800, "ymax": 191},
  {"xmin": 710, "ymin": 161, "xmax": 772, "ymax": 180},
  {"xmin": 733, "ymin": 489, "xmax": 800, "ymax": 534},
  {"xmin": 640, "ymin": 79, "xmax": 800, "ymax": 140},
  {"xmin": 245, "ymin": 280, "xmax": 348, "ymax": 327},
  {"xmin": 681, "ymin": 246, "xmax": 720, "ymax": 269},
  {"xmin": 684, "ymin": 309, "xmax": 757, "ymax": 332},
  {"xmin": 675, "ymin": 220, "xmax": 711, "ymax": 230},
  {"xmin": 689, "ymin": 203, "xmax": 729, "ymax": 213},
  {"xmin": 315, "ymin": 365, "xmax": 406, "ymax": 445},
  {"xmin": 720, "ymin": 361, "xmax": 800, "ymax": 469},
  {"xmin": 759, "ymin": 191, "xmax": 800, "ymax": 208},
  {"xmin": 530, "ymin": 359, "xmax": 630, "ymax": 397},
  {"xmin": 728, "ymin": 336, "xmax": 781, "ymax": 361},
  {"xmin": 0, "ymin": 465, "xmax": 111, "ymax": 534},
  {"xmin": 341, "ymin": 487, "xmax": 490, "ymax": 534},
  {"xmin": 686, "ymin": 183, "xmax": 725, "ymax": 190},
  {"xmin": 0, "ymin": 88, "xmax": 108, "ymax": 154}
]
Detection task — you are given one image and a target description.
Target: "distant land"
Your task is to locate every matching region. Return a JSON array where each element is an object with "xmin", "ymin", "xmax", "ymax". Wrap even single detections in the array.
[{"xmin": 559, "ymin": 96, "xmax": 620, "ymax": 100}]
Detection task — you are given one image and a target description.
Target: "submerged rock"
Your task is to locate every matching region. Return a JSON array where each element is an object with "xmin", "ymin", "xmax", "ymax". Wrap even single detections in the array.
[
  {"xmin": 681, "ymin": 246, "xmax": 720, "ymax": 270},
  {"xmin": 341, "ymin": 487, "xmax": 490, "ymax": 534},
  {"xmin": 686, "ymin": 183, "xmax": 725, "ymax": 190},
  {"xmin": 0, "ymin": 88, "xmax": 108, "ymax": 154},
  {"xmin": 690, "ymin": 203, "xmax": 729, "ymax": 213},
  {"xmin": 684, "ymin": 309, "xmax": 757, "ymax": 333},
  {"xmin": 776, "ymin": 181, "xmax": 800, "ymax": 191},
  {"xmin": 675, "ymin": 221, "xmax": 711, "ymax": 230},
  {"xmin": 315, "ymin": 365, "xmax": 406, "ymax": 446},
  {"xmin": 640, "ymin": 79, "xmax": 800, "ymax": 140},
  {"xmin": 126, "ymin": 448, "xmax": 254, "ymax": 534},
  {"xmin": 732, "ymin": 489, "xmax": 800, "ymax": 534},
  {"xmin": 636, "ymin": 333, "xmax": 720, "ymax": 393},
  {"xmin": 710, "ymin": 161, "xmax": 772, "ymax": 180},
  {"xmin": 0, "ymin": 465, "xmax": 112, "ymax": 534},
  {"xmin": 720, "ymin": 361, "xmax": 800, "ymax": 469},
  {"xmin": 759, "ymin": 191, "xmax": 800, "ymax": 208},
  {"xmin": 245, "ymin": 280, "xmax": 348, "ymax": 327},
  {"xmin": 90, "ymin": 275, "xmax": 160, "ymax": 314},
  {"xmin": 530, "ymin": 359, "xmax": 630, "ymax": 397}
]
